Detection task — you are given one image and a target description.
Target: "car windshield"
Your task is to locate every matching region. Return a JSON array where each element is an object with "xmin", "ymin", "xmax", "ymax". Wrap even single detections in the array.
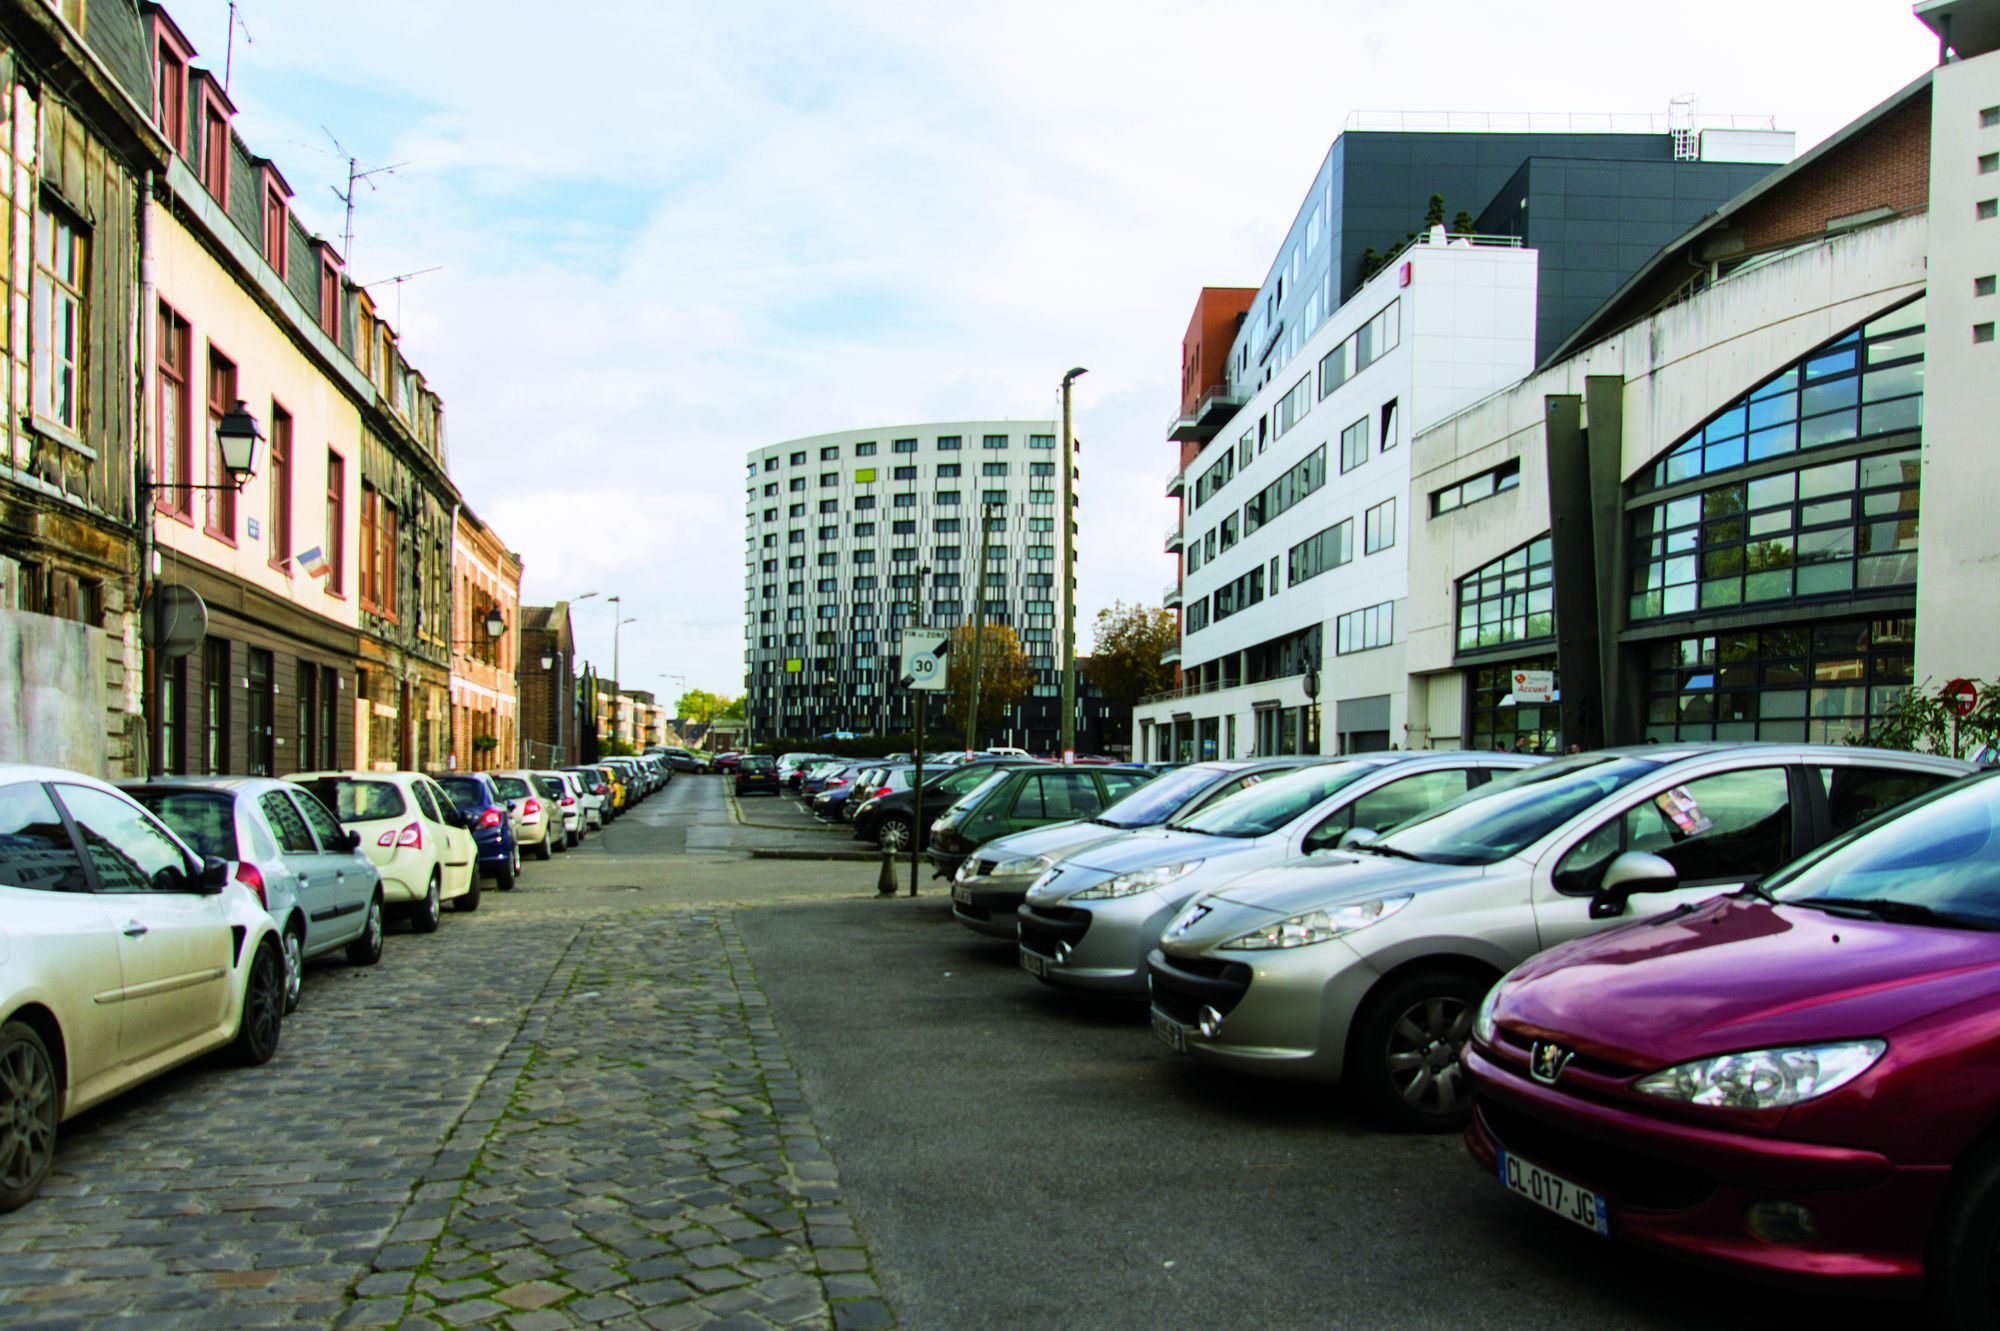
[
  {"xmin": 743, "ymin": 757, "xmax": 775, "ymax": 772},
  {"xmin": 1097, "ymin": 764, "xmax": 1232, "ymax": 828},
  {"xmin": 533, "ymin": 776, "xmax": 565, "ymax": 798},
  {"xmin": 131, "ymin": 790, "xmax": 238, "ymax": 859},
  {"xmin": 1374, "ymin": 755, "xmax": 1660, "ymax": 865},
  {"xmin": 1175, "ymin": 763, "xmax": 1372, "ymax": 838},
  {"xmin": 1769, "ymin": 772, "xmax": 2000, "ymax": 928},
  {"xmin": 298, "ymin": 778, "xmax": 405, "ymax": 823},
  {"xmin": 491, "ymin": 776, "xmax": 531, "ymax": 799},
  {"xmin": 932, "ymin": 763, "xmax": 1002, "ymax": 795}
]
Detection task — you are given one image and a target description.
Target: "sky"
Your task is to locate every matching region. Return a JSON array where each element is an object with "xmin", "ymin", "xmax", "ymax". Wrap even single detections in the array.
[{"xmin": 164, "ymin": 0, "xmax": 1941, "ymax": 708}]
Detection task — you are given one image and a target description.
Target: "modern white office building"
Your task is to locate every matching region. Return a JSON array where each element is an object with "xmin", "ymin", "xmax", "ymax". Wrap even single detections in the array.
[{"xmin": 743, "ymin": 420, "xmax": 1082, "ymax": 745}]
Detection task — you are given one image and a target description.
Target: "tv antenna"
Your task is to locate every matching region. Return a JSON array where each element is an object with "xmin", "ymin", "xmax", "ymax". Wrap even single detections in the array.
[
  {"xmin": 323, "ymin": 127, "xmax": 408, "ymax": 266},
  {"xmin": 358, "ymin": 266, "xmax": 442, "ymax": 328},
  {"xmin": 223, "ymin": 2, "xmax": 253, "ymax": 92}
]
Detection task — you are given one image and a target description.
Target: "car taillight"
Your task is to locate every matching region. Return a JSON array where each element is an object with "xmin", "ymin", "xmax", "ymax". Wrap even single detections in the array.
[
  {"xmin": 875, "ymin": 787, "xmax": 892, "ymax": 799},
  {"xmin": 397, "ymin": 822, "xmax": 423, "ymax": 849},
  {"xmin": 830, "ymin": 778, "xmax": 848, "ymax": 787},
  {"xmin": 233, "ymin": 862, "xmax": 266, "ymax": 908},
  {"xmin": 594, "ymin": 784, "xmax": 607, "ymax": 795},
  {"xmin": 478, "ymin": 808, "xmax": 504, "ymax": 829},
  {"xmin": 523, "ymin": 798, "xmax": 541, "ymax": 817},
  {"xmin": 562, "ymin": 795, "xmax": 575, "ymax": 806}
]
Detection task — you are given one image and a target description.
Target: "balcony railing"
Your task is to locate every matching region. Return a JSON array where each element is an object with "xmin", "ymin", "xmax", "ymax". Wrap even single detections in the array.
[
  {"xmin": 1137, "ymin": 668, "xmax": 1310, "ymax": 708},
  {"xmin": 1160, "ymin": 642, "xmax": 1181, "ymax": 666},
  {"xmin": 1163, "ymin": 582, "xmax": 1182, "ymax": 608},
  {"xmin": 1167, "ymin": 384, "xmax": 1253, "ymax": 443},
  {"xmin": 1165, "ymin": 464, "xmax": 1185, "ymax": 497},
  {"xmin": 1164, "ymin": 525, "xmax": 1184, "ymax": 553}
]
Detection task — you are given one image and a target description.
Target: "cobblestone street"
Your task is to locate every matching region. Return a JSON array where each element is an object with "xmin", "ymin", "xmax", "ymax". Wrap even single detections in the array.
[{"xmin": 0, "ymin": 781, "xmax": 895, "ymax": 1331}]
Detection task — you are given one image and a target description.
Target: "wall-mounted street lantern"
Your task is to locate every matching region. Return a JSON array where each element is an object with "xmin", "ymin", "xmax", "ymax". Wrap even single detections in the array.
[
  {"xmin": 214, "ymin": 400, "xmax": 265, "ymax": 489},
  {"xmin": 483, "ymin": 607, "xmax": 505, "ymax": 639},
  {"xmin": 539, "ymin": 648, "xmax": 556, "ymax": 670}
]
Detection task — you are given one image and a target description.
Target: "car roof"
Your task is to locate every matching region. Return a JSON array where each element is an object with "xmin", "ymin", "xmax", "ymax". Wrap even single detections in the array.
[
  {"xmin": 120, "ymin": 776, "xmax": 297, "ymax": 798},
  {"xmin": 1586, "ymin": 742, "xmax": 1977, "ymax": 773}
]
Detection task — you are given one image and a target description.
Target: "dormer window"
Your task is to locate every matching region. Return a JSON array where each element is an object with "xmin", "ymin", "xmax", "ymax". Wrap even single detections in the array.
[
  {"xmin": 316, "ymin": 246, "xmax": 342, "ymax": 341},
  {"xmin": 191, "ymin": 71, "xmax": 235, "ymax": 205},
  {"xmin": 147, "ymin": 6, "xmax": 197, "ymax": 154},
  {"xmin": 259, "ymin": 161, "xmax": 291, "ymax": 278}
]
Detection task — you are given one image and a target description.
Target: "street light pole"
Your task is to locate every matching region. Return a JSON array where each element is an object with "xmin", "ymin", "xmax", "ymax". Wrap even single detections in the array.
[{"xmin": 1060, "ymin": 366, "xmax": 1087, "ymax": 764}]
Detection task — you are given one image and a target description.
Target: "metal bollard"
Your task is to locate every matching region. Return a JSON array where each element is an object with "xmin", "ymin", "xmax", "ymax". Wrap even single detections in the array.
[{"xmin": 876, "ymin": 848, "xmax": 899, "ymax": 897}]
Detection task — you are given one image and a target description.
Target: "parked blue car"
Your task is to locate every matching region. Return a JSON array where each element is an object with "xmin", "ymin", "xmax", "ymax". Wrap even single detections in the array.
[{"xmin": 430, "ymin": 772, "xmax": 520, "ymax": 891}]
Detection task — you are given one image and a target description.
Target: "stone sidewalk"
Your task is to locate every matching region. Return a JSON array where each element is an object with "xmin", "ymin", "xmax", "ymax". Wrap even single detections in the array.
[{"xmin": 0, "ymin": 905, "xmax": 895, "ymax": 1331}]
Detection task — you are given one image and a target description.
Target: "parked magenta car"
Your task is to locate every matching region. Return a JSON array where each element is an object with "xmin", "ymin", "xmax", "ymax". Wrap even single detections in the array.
[{"xmin": 1464, "ymin": 768, "xmax": 2000, "ymax": 1319}]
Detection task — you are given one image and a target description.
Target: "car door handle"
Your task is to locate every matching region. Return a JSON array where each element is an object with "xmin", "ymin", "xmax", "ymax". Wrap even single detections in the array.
[{"xmin": 122, "ymin": 921, "xmax": 148, "ymax": 938}]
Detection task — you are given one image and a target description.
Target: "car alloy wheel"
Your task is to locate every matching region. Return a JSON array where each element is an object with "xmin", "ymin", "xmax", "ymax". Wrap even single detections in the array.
[
  {"xmin": 412, "ymin": 874, "xmax": 442, "ymax": 933},
  {"xmin": 0, "ymin": 1021, "xmax": 59, "ymax": 1213},
  {"xmin": 281, "ymin": 927, "xmax": 305, "ymax": 1014},
  {"xmin": 1350, "ymin": 969, "xmax": 1488, "ymax": 1131},
  {"xmin": 1384, "ymin": 996, "xmax": 1474, "ymax": 1119},
  {"xmin": 347, "ymin": 894, "xmax": 384, "ymax": 965},
  {"xmin": 878, "ymin": 816, "xmax": 912, "ymax": 852}
]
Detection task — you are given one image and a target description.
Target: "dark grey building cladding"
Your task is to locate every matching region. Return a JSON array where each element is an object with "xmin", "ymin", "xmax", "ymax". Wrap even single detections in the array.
[{"xmin": 1238, "ymin": 129, "xmax": 1788, "ymax": 373}]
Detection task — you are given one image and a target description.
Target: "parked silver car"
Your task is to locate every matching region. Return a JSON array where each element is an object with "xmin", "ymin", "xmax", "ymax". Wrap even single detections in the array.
[
  {"xmin": 1146, "ymin": 744, "xmax": 1975, "ymax": 1132},
  {"xmin": 125, "ymin": 777, "xmax": 387, "ymax": 1012},
  {"xmin": 952, "ymin": 757, "xmax": 1339, "ymax": 940},
  {"xmin": 1017, "ymin": 752, "xmax": 1542, "ymax": 998}
]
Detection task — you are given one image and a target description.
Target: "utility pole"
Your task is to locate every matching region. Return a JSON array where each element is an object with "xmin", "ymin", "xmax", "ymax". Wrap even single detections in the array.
[
  {"xmin": 1059, "ymin": 367, "xmax": 1088, "ymax": 764},
  {"xmin": 965, "ymin": 501, "xmax": 995, "ymax": 753},
  {"xmin": 910, "ymin": 565, "xmax": 928, "ymax": 897}
]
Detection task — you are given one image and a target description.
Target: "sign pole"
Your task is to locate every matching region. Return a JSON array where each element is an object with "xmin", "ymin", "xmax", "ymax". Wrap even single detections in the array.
[{"xmin": 911, "ymin": 566, "xmax": 927, "ymax": 898}]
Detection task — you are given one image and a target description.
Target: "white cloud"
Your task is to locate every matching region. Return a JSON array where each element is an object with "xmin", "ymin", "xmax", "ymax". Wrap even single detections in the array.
[{"xmin": 167, "ymin": 0, "xmax": 1938, "ymax": 701}]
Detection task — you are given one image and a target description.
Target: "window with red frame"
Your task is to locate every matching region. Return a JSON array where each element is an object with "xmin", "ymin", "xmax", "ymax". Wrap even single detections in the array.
[
  {"xmin": 263, "ymin": 186, "xmax": 288, "ymax": 278},
  {"xmin": 268, "ymin": 402, "xmax": 292, "ymax": 571},
  {"xmin": 201, "ymin": 104, "xmax": 228, "ymax": 203},
  {"xmin": 317, "ymin": 253, "xmax": 340, "ymax": 340},
  {"xmin": 155, "ymin": 44, "xmax": 187, "ymax": 155},
  {"xmin": 204, "ymin": 348, "xmax": 236, "ymax": 539},
  {"xmin": 325, "ymin": 449, "xmax": 345, "ymax": 596},
  {"xmin": 156, "ymin": 302, "xmax": 192, "ymax": 518}
]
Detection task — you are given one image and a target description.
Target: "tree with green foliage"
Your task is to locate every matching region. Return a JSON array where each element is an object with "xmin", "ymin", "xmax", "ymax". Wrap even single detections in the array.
[
  {"xmin": 947, "ymin": 624, "xmax": 1035, "ymax": 741},
  {"xmin": 1852, "ymin": 677, "xmax": 2000, "ymax": 758},
  {"xmin": 1082, "ymin": 602, "xmax": 1179, "ymax": 706},
  {"xmin": 675, "ymin": 689, "xmax": 737, "ymax": 723}
]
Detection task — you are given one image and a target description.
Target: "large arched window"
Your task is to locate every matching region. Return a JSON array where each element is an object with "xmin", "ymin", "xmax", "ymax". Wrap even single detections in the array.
[
  {"xmin": 1629, "ymin": 297, "xmax": 1923, "ymax": 623},
  {"xmin": 1455, "ymin": 535, "xmax": 1553, "ymax": 653}
]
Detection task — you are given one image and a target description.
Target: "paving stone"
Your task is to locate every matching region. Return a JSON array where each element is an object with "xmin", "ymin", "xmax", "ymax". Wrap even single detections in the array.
[{"xmin": 3, "ymin": 910, "xmax": 895, "ymax": 1331}]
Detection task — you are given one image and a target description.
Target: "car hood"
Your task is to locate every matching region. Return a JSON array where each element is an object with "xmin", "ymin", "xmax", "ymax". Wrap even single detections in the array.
[
  {"xmin": 1161, "ymin": 859, "xmax": 1487, "ymax": 952},
  {"xmin": 1496, "ymin": 894, "xmax": 2000, "ymax": 1069},
  {"xmin": 1066, "ymin": 827, "xmax": 1251, "ymax": 873},
  {"xmin": 978, "ymin": 820, "xmax": 1126, "ymax": 865}
]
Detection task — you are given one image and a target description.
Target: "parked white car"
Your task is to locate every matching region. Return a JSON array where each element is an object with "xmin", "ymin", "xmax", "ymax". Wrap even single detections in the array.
[
  {"xmin": 536, "ymin": 770, "xmax": 586, "ymax": 847},
  {"xmin": 288, "ymin": 771, "xmax": 478, "ymax": 929},
  {"xmin": 489, "ymin": 770, "xmax": 558, "ymax": 860},
  {"xmin": 0, "ymin": 765, "xmax": 287, "ymax": 1212}
]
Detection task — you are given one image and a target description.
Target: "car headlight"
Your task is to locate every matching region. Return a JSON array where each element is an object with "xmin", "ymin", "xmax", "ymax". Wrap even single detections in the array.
[
  {"xmin": 1633, "ymin": 1040, "xmax": 1885, "ymax": 1110},
  {"xmin": 857, "ymin": 799, "xmax": 879, "ymax": 813},
  {"xmin": 989, "ymin": 855, "xmax": 1050, "ymax": 879},
  {"xmin": 1068, "ymin": 860, "xmax": 1204, "ymax": 901},
  {"xmin": 1217, "ymin": 895, "xmax": 1412, "ymax": 951},
  {"xmin": 1473, "ymin": 983, "xmax": 1503, "ymax": 1047}
]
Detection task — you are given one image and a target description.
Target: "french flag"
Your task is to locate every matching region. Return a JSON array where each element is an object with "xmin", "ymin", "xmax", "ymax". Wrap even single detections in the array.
[{"xmin": 296, "ymin": 546, "xmax": 332, "ymax": 579}]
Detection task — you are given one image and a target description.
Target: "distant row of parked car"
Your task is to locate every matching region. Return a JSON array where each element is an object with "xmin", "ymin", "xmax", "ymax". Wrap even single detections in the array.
[
  {"xmin": 0, "ymin": 751, "xmax": 677, "ymax": 1214},
  {"xmin": 881, "ymin": 741, "xmax": 2000, "ymax": 1319}
]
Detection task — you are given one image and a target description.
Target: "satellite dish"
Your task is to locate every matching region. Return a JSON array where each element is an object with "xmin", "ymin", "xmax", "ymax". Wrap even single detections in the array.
[{"xmin": 142, "ymin": 584, "xmax": 208, "ymax": 659}]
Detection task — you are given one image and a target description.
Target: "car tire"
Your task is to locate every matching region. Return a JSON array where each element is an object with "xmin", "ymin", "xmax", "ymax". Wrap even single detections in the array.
[
  {"xmin": 280, "ymin": 922, "xmax": 305, "ymax": 1014},
  {"xmin": 229, "ymin": 937, "xmax": 285, "ymax": 1067},
  {"xmin": 347, "ymin": 893, "xmax": 385, "ymax": 966},
  {"xmin": 1925, "ymin": 1140, "xmax": 2000, "ymax": 1328},
  {"xmin": 0, "ymin": 1020, "xmax": 59, "ymax": 1214},
  {"xmin": 877, "ymin": 815, "xmax": 914, "ymax": 852},
  {"xmin": 411, "ymin": 873, "xmax": 443, "ymax": 934},
  {"xmin": 1346, "ymin": 969, "xmax": 1489, "ymax": 1132},
  {"xmin": 457, "ymin": 872, "xmax": 482, "ymax": 912},
  {"xmin": 534, "ymin": 833, "xmax": 552, "ymax": 862},
  {"xmin": 494, "ymin": 845, "xmax": 518, "ymax": 891}
]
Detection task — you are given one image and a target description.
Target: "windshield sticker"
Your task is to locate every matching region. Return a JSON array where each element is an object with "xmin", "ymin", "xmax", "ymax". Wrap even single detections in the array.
[{"xmin": 1655, "ymin": 787, "xmax": 1714, "ymax": 837}]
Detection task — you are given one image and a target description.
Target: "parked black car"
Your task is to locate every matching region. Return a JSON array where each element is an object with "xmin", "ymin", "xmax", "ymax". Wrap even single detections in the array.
[{"xmin": 735, "ymin": 755, "xmax": 779, "ymax": 796}]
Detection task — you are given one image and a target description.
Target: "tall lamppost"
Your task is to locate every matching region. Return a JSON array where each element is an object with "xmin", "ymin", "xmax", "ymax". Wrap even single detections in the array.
[{"xmin": 1059, "ymin": 366, "xmax": 1087, "ymax": 763}]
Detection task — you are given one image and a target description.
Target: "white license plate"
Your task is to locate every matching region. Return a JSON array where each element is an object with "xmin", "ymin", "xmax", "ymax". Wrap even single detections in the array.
[
  {"xmin": 952, "ymin": 884, "xmax": 974, "ymax": 906},
  {"xmin": 1151, "ymin": 1009, "xmax": 1188, "ymax": 1053},
  {"xmin": 1498, "ymin": 1149, "xmax": 1610, "ymax": 1237},
  {"xmin": 1019, "ymin": 949, "xmax": 1048, "ymax": 978}
]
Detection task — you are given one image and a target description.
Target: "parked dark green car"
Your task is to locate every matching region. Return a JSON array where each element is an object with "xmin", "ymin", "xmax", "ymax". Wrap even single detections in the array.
[{"xmin": 925, "ymin": 765, "xmax": 1154, "ymax": 879}]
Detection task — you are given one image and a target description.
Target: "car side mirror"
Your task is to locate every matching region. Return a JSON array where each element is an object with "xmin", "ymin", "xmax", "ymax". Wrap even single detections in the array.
[
  {"xmin": 1589, "ymin": 851, "xmax": 1678, "ymax": 919},
  {"xmin": 1338, "ymin": 827, "xmax": 1378, "ymax": 850},
  {"xmin": 200, "ymin": 855, "xmax": 230, "ymax": 892},
  {"xmin": 341, "ymin": 830, "xmax": 362, "ymax": 853}
]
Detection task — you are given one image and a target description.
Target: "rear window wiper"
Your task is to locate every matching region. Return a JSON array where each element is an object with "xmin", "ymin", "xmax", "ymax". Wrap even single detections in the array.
[{"xmin": 1790, "ymin": 897, "xmax": 2000, "ymax": 930}]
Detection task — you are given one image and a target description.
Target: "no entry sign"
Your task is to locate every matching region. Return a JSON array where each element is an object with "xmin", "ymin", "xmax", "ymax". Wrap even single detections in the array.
[{"xmin": 1943, "ymin": 678, "xmax": 1980, "ymax": 719}]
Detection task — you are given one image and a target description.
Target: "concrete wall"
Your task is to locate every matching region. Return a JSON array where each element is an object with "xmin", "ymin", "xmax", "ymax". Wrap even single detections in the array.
[
  {"xmin": 0, "ymin": 606, "xmax": 108, "ymax": 773},
  {"xmin": 1915, "ymin": 46, "xmax": 2000, "ymax": 687}
]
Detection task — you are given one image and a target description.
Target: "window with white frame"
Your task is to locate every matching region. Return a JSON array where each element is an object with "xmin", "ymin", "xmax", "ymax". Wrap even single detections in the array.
[
  {"xmin": 1336, "ymin": 601, "xmax": 1394, "ymax": 654},
  {"xmin": 1340, "ymin": 418, "xmax": 1369, "ymax": 473},
  {"xmin": 1363, "ymin": 498, "xmax": 1396, "ymax": 554},
  {"xmin": 33, "ymin": 204, "xmax": 85, "ymax": 432}
]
